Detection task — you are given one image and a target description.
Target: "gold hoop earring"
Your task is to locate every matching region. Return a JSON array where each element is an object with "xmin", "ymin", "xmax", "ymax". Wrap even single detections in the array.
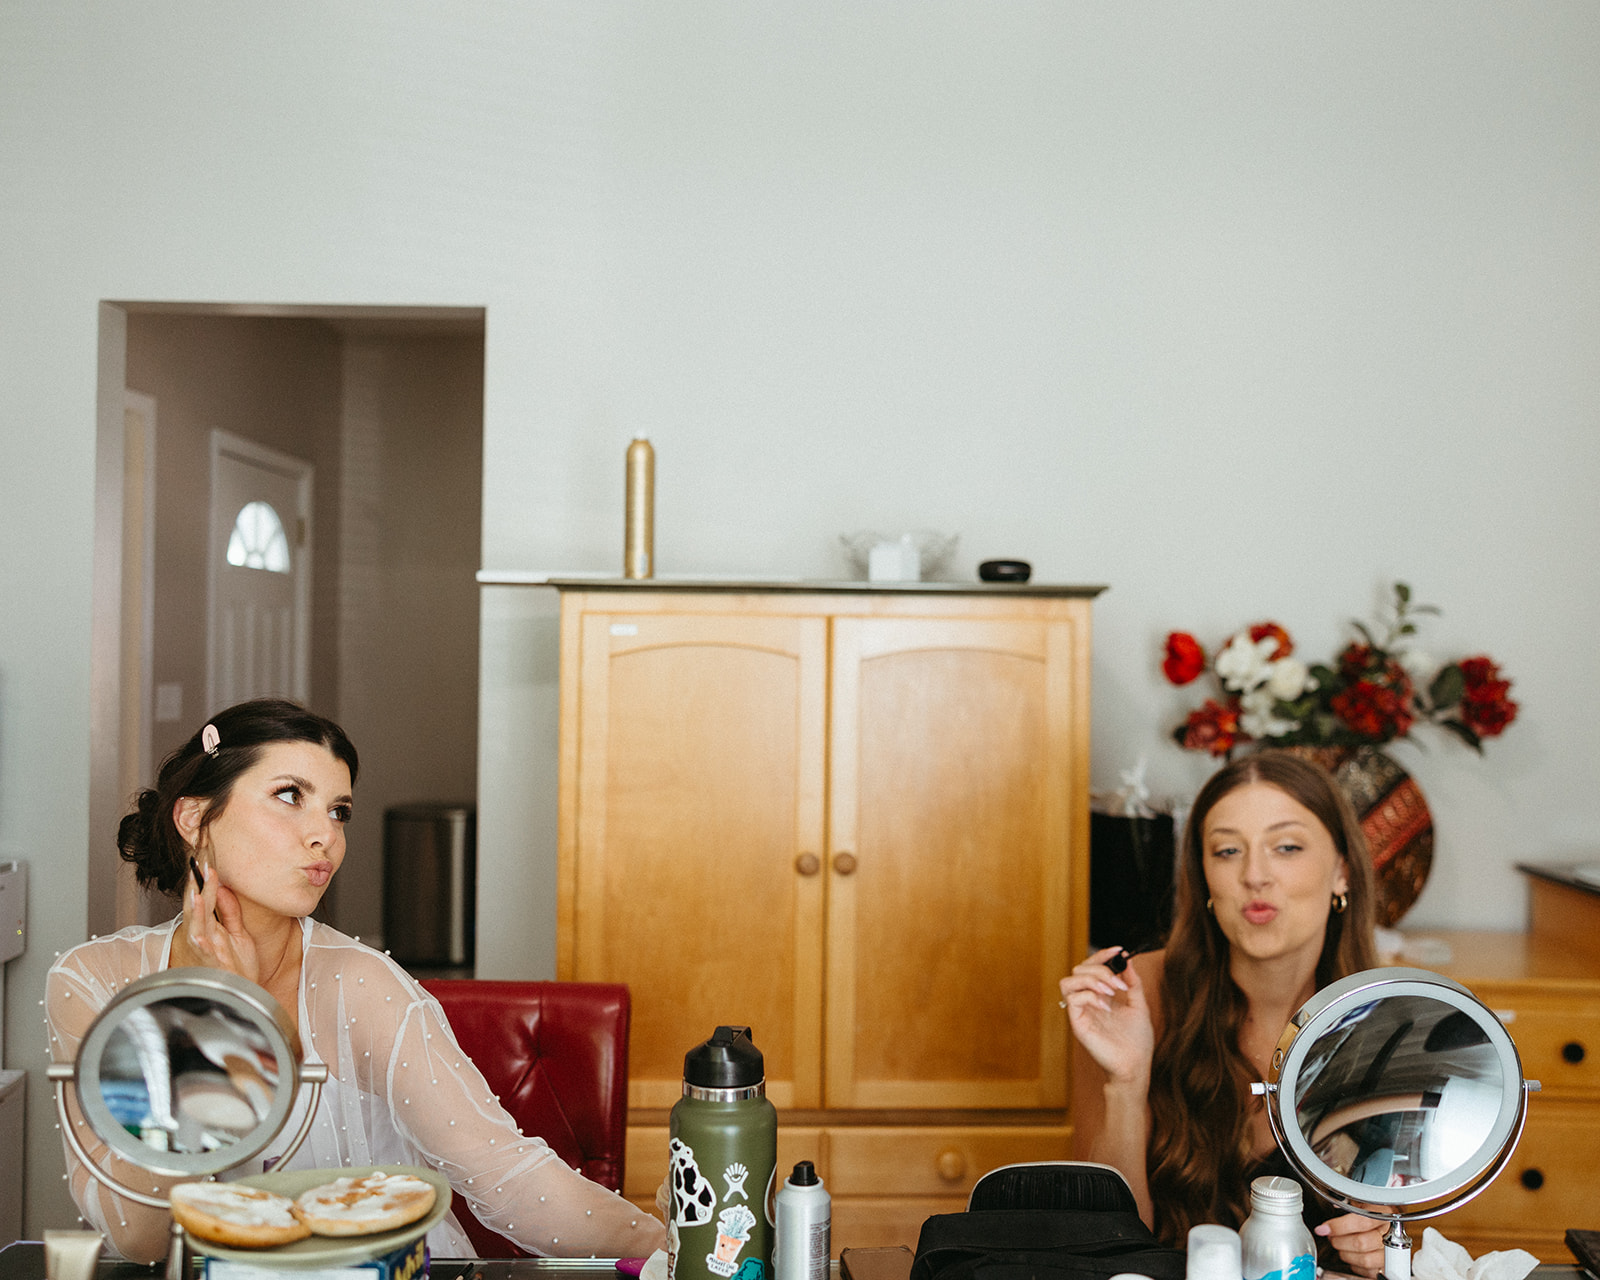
[
  {"xmin": 1206, "ymin": 897, "xmax": 1215, "ymax": 915},
  {"xmin": 1332, "ymin": 891, "xmax": 1349, "ymax": 915}
]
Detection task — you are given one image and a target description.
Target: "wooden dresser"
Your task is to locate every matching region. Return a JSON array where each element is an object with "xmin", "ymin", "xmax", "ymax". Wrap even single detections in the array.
[
  {"xmin": 550, "ymin": 580, "xmax": 1101, "ymax": 1250},
  {"xmin": 1415, "ymin": 868, "xmax": 1600, "ymax": 1262}
]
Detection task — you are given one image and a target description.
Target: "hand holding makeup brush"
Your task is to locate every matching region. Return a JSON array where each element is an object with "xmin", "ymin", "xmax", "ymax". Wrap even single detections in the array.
[
  {"xmin": 1058, "ymin": 944, "xmax": 1156, "ymax": 1088},
  {"xmin": 183, "ymin": 857, "xmax": 271, "ymax": 987}
]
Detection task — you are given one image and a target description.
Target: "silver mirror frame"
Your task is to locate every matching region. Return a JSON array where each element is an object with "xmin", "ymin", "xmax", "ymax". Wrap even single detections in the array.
[
  {"xmin": 62, "ymin": 967, "xmax": 308, "ymax": 1179},
  {"xmin": 50, "ymin": 966, "xmax": 328, "ymax": 1195},
  {"xmin": 50, "ymin": 968, "xmax": 329, "ymax": 1280},
  {"xmin": 1255, "ymin": 968, "xmax": 1539, "ymax": 1280}
]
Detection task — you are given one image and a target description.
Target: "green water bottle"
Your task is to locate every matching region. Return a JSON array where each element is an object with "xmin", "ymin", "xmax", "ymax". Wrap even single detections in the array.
[{"xmin": 668, "ymin": 1027, "xmax": 778, "ymax": 1280}]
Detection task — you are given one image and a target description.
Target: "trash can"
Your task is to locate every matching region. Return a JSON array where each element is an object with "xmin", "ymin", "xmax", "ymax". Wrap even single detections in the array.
[{"xmin": 383, "ymin": 803, "xmax": 476, "ymax": 968}]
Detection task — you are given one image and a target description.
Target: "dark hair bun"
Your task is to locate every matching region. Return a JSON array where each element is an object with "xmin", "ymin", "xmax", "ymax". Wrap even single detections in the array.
[{"xmin": 117, "ymin": 788, "xmax": 186, "ymax": 896}]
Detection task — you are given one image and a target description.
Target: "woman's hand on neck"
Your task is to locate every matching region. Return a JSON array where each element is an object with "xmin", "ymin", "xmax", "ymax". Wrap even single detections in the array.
[{"xmin": 172, "ymin": 859, "xmax": 299, "ymax": 995}]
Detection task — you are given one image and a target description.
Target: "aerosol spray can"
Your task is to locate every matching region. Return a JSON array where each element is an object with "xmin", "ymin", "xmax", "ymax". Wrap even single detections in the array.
[
  {"xmin": 624, "ymin": 435, "xmax": 654, "ymax": 579},
  {"xmin": 668, "ymin": 1027, "xmax": 778, "ymax": 1280},
  {"xmin": 1239, "ymin": 1177, "xmax": 1315, "ymax": 1280},
  {"xmin": 774, "ymin": 1161, "xmax": 830, "ymax": 1280}
]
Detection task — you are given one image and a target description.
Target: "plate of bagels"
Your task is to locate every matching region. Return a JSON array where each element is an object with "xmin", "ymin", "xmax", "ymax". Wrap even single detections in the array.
[{"xmin": 170, "ymin": 1164, "xmax": 451, "ymax": 1264}]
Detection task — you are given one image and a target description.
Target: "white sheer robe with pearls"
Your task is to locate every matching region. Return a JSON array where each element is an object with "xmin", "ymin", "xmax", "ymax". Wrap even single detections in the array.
[{"xmin": 45, "ymin": 917, "xmax": 666, "ymax": 1261}]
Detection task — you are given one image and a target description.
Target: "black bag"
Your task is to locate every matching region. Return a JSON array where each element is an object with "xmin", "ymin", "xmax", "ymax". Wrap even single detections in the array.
[{"xmin": 911, "ymin": 1209, "xmax": 1187, "ymax": 1280}]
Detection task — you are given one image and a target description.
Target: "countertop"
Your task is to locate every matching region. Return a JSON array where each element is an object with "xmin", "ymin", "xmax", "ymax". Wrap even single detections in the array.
[
  {"xmin": 1517, "ymin": 860, "xmax": 1600, "ymax": 898},
  {"xmin": 1, "ymin": 1244, "xmax": 1585, "ymax": 1280},
  {"xmin": 476, "ymin": 572, "xmax": 1106, "ymax": 598},
  {"xmin": 0, "ymin": 1244, "xmax": 624, "ymax": 1280}
]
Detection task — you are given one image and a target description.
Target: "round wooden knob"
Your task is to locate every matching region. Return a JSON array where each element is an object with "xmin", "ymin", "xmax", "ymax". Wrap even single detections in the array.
[
  {"xmin": 795, "ymin": 853, "xmax": 821, "ymax": 876},
  {"xmin": 1561, "ymin": 1040, "xmax": 1586, "ymax": 1064},
  {"xmin": 833, "ymin": 851, "xmax": 858, "ymax": 876},
  {"xmin": 1520, "ymin": 1167, "xmax": 1544, "ymax": 1191},
  {"xmin": 936, "ymin": 1149, "xmax": 966, "ymax": 1182}
]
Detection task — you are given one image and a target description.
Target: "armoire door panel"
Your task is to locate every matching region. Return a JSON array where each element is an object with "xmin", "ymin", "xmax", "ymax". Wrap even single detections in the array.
[
  {"xmin": 564, "ymin": 608, "xmax": 827, "ymax": 1109},
  {"xmin": 826, "ymin": 615, "xmax": 1080, "ymax": 1109}
]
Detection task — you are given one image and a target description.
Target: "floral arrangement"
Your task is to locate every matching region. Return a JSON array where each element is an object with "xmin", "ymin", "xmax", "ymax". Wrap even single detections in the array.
[{"xmin": 1162, "ymin": 583, "xmax": 1518, "ymax": 758}]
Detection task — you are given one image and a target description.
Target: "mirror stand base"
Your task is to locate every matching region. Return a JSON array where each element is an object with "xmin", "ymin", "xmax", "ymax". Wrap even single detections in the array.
[
  {"xmin": 1382, "ymin": 1220, "xmax": 1412, "ymax": 1280},
  {"xmin": 166, "ymin": 1220, "xmax": 186, "ymax": 1280}
]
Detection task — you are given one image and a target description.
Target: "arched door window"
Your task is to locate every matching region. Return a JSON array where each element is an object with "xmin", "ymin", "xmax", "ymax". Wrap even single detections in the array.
[{"xmin": 225, "ymin": 500, "xmax": 291, "ymax": 573}]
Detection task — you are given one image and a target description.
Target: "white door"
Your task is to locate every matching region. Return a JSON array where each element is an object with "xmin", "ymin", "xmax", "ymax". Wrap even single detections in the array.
[{"xmin": 208, "ymin": 431, "xmax": 313, "ymax": 710}]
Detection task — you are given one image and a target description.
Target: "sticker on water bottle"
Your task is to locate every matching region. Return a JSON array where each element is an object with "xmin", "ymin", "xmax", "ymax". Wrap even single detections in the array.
[
  {"xmin": 706, "ymin": 1205, "xmax": 757, "ymax": 1277},
  {"xmin": 669, "ymin": 1139, "xmax": 718, "ymax": 1225}
]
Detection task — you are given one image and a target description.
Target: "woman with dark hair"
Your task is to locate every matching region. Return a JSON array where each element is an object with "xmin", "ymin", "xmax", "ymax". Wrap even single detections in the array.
[
  {"xmin": 1061, "ymin": 750, "xmax": 1386, "ymax": 1274},
  {"xmin": 46, "ymin": 699, "xmax": 665, "ymax": 1263}
]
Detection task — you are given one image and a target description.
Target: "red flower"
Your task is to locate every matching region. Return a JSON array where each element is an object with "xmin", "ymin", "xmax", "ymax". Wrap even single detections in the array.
[
  {"xmin": 1459, "ymin": 656, "xmax": 1504, "ymax": 689},
  {"xmin": 1248, "ymin": 622, "xmax": 1293, "ymax": 660},
  {"xmin": 1331, "ymin": 679, "xmax": 1415, "ymax": 739},
  {"xmin": 1459, "ymin": 654, "xmax": 1517, "ymax": 737},
  {"xmin": 1462, "ymin": 691, "xmax": 1518, "ymax": 737},
  {"xmin": 1338, "ymin": 643, "xmax": 1376, "ymax": 677},
  {"xmin": 1180, "ymin": 699, "xmax": 1241, "ymax": 756},
  {"xmin": 1162, "ymin": 632, "xmax": 1206, "ymax": 685}
]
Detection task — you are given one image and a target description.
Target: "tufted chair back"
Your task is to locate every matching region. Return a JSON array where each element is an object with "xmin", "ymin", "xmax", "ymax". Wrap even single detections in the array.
[{"xmin": 420, "ymin": 978, "xmax": 632, "ymax": 1258}]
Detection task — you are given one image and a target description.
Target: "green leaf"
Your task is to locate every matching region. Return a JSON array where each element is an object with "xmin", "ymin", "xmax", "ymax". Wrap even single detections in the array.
[
  {"xmin": 1395, "ymin": 582, "xmax": 1411, "ymax": 604},
  {"xmin": 1439, "ymin": 718, "xmax": 1484, "ymax": 754},
  {"xmin": 1429, "ymin": 664, "xmax": 1465, "ymax": 708},
  {"xmin": 1351, "ymin": 620, "xmax": 1376, "ymax": 647},
  {"xmin": 1413, "ymin": 604, "xmax": 1441, "ymax": 616}
]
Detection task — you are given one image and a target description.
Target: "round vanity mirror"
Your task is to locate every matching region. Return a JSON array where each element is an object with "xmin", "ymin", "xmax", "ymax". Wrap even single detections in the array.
[
  {"xmin": 49, "ymin": 968, "xmax": 329, "ymax": 1280},
  {"xmin": 1256, "ymin": 967, "xmax": 1538, "ymax": 1280},
  {"xmin": 50, "ymin": 967, "xmax": 327, "ymax": 1187}
]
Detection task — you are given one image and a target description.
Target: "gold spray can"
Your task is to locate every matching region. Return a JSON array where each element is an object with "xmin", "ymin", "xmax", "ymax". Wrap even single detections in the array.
[{"xmin": 624, "ymin": 435, "xmax": 655, "ymax": 579}]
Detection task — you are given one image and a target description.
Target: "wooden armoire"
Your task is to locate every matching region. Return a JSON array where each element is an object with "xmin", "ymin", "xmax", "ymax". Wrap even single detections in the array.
[{"xmin": 551, "ymin": 580, "xmax": 1102, "ymax": 1249}]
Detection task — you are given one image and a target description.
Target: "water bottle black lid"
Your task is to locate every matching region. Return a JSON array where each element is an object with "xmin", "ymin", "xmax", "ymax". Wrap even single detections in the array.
[
  {"xmin": 790, "ymin": 1160, "xmax": 819, "ymax": 1187},
  {"xmin": 684, "ymin": 1026, "xmax": 765, "ymax": 1088}
]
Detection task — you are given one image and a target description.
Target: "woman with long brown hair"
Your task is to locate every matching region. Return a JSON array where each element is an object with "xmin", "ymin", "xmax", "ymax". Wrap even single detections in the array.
[{"xmin": 1060, "ymin": 751, "xmax": 1387, "ymax": 1275}]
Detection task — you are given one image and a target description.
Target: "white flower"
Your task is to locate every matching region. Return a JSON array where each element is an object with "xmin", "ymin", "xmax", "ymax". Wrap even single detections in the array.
[
  {"xmin": 1265, "ymin": 656, "xmax": 1314, "ymax": 701},
  {"xmin": 1214, "ymin": 632, "xmax": 1277, "ymax": 692},
  {"xmin": 1396, "ymin": 648, "xmax": 1434, "ymax": 681},
  {"xmin": 1239, "ymin": 687, "xmax": 1299, "ymax": 738}
]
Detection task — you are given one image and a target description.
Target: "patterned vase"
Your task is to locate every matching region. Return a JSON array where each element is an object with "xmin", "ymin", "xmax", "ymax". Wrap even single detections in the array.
[{"xmin": 1281, "ymin": 745, "xmax": 1433, "ymax": 927}]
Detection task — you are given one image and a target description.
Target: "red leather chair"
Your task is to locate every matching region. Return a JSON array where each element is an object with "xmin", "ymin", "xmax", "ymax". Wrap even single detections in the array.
[{"xmin": 420, "ymin": 979, "xmax": 632, "ymax": 1258}]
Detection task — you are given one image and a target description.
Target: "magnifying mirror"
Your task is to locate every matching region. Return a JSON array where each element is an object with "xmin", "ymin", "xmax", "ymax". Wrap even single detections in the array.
[
  {"xmin": 47, "ymin": 968, "xmax": 328, "ymax": 1280},
  {"xmin": 1253, "ymin": 967, "xmax": 1539, "ymax": 1280}
]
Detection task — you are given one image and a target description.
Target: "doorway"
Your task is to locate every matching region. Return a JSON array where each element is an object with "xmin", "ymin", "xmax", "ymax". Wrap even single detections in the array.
[{"xmin": 90, "ymin": 303, "xmax": 486, "ymax": 940}]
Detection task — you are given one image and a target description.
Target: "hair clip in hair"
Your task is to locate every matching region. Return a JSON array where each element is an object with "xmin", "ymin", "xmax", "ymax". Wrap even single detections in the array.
[{"xmin": 201, "ymin": 724, "xmax": 221, "ymax": 756}]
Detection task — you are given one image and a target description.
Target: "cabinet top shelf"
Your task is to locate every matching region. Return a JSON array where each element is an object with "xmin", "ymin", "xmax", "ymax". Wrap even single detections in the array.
[{"xmin": 478, "ymin": 572, "xmax": 1108, "ymax": 598}]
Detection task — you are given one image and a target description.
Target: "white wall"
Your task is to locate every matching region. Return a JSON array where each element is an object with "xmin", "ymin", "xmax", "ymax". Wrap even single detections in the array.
[{"xmin": 3, "ymin": 2, "xmax": 1598, "ymax": 1236}]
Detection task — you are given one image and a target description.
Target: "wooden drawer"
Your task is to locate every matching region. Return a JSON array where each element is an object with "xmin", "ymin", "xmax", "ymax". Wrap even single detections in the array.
[
  {"xmin": 826, "ymin": 1126, "xmax": 1073, "ymax": 1198},
  {"xmin": 1473, "ymin": 991, "xmax": 1600, "ymax": 1095},
  {"xmin": 623, "ymin": 1124, "xmax": 825, "ymax": 1203},
  {"xmin": 1430, "ymin": 1099, "xmax": 1600, "ymax": 1261},
  {"xmin": 832, "ymin": 1197, "xmax": 963, "ymax": 1252}
]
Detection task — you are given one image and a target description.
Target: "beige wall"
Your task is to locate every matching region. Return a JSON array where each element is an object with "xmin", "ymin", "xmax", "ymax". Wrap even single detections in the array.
[{"xmin": 332, "ymin": 333, "xmax": 483, "ymax": 943}]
